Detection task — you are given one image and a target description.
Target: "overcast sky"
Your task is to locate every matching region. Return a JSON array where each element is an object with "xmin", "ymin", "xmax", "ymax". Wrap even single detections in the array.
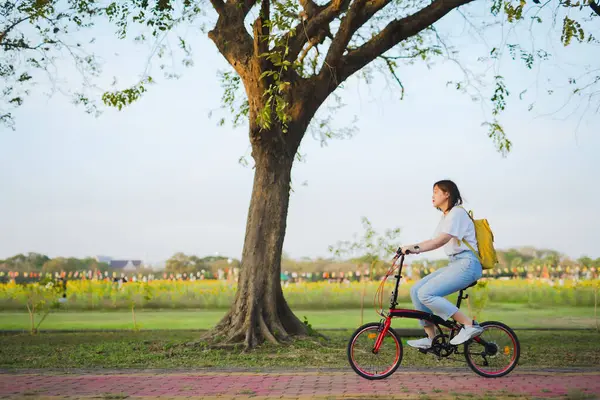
[{"xmin": 1, "ymin": 4, "xmax": 598, "ymax": 265}]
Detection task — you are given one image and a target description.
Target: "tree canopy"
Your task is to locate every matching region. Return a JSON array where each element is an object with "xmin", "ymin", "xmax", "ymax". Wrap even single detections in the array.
[{"xmin": 2, "ymin": 0, "xmax": 598, "ymax": 147}]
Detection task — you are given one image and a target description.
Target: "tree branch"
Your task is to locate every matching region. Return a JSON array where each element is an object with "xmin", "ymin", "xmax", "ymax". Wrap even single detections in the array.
[
  {"xmin": 322, "ymin": 0, "xmax": 368, "ymax": 66},
  {"xmin": 253, "ymin": 0, "xmax": 270, "ymax": 57},
  {"xmin": 298, "ymin": 40, "xmax": 317, "ymax": 64},
  {"xmin": 330, "ymin": 0, "xmax": 475, "ymax": 88},
  {"xmin": 299, "ymin": 0, "xmax": 323, "ymax": 16},
  {"xmin": 1, "ymin": 40, "xmax": 46, "ymax": 50},
  {"xmin": 287, "ymin": 0, "xmax": 352, "ymax": 62},
  {"xmin": 209, "ymin": 0, "xmax": 226, "ymax": 15},
  {"xmin": 323, "ymin": 0, "xmax": 392, "ymax": 69},
  {"xmin": 225, "ymin": 0, "xmax": 257, "ymax": 15},
  {"xmin": 208, "ymin": 3, "xmax": 256, "ymax": 74},
  {"xmin": 379, "ymin": 55, "xmax": 405, "ymax": 99},
  {"xmin": 0, "ymin": 15, "xmax": 33, "ymax": 46},
  {"xmin": 590, "ymin": 0, "xmax": 600, "ymax": 16}
]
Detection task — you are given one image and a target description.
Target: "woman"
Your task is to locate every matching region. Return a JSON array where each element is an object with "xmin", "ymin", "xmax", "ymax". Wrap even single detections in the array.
[{"xmin": 400, "ymin": 180, "xmax": 484, "ymax": 348}]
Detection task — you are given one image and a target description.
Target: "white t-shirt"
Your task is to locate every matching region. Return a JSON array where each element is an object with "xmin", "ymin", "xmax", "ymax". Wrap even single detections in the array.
[{"xmin": 433, "ymin": 206, "xmax": 478, "ymax": 256}]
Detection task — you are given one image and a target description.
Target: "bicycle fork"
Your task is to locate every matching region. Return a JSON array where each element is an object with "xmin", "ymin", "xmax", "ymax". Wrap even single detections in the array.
[{"xmin": 372, "ymin": 316, "xmax": 392, "ymax": 354}]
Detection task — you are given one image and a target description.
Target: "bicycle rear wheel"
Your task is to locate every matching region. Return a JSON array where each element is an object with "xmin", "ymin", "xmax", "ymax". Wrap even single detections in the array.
[
  {"xmin": 464, "ymin": 321, "xmax": 520, "ymax": 378},
  {"xmin": 347, "ymin": 322, "xmax": 403, "ymax": 380}
]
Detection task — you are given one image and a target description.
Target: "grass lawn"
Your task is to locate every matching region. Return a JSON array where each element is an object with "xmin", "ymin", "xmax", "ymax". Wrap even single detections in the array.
[
  {"xmin": 1, "ymin": 329, "xmax": 599, "ymax": 369},
  {"xmin": 0, "ymin": 303, "xmax": 597, "ymax": 330}
]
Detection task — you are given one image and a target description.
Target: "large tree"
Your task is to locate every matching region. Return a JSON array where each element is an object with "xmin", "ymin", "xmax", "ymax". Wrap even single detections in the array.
[{"xmin": 2, "ymin": 0, "xmax": 598, "ymax": 348}]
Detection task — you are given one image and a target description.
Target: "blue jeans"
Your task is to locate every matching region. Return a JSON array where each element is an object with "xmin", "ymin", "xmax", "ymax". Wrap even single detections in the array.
[{"xmin": 410, "ymin": 251, "xmax": 482, "ymax": 327}]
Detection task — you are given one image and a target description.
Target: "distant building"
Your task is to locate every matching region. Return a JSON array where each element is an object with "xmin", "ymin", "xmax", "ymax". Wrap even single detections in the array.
[
  {"xmin": 95, "ymin": 256, "xmax": 143, "ymax": 271},
  {"xmin": 95, "ymin": 256, "xmax": 113, "ymax": 264},
  {"xmin": 110, "ymin": 260, "xmax": 142, "ymax": 271}
]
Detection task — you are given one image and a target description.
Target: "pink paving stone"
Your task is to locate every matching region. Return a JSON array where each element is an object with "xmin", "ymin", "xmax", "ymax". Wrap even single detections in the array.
[{"xmin": 0, "ymin": 370, "xmax": 599, "ymax": 398}]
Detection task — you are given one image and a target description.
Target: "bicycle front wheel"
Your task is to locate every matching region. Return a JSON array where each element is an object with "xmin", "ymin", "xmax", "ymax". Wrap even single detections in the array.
[
  {"xmin": 347, "ymin": 322, "xmax": 403, "ymax": 380},
  {"xmin": 464, "ymin": 321, "xmax": 520, "ymax": 378}
]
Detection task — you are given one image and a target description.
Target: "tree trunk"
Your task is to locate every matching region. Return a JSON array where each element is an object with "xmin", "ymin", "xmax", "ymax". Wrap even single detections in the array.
[
  {"xmin": 203, "ymin": 135, "xmax": 309, "ymax": 350},
  {"xmin": 201, "ymin": 21, "xmax": 320, "ymax": 347},
  {"xmin": 27, "ymin": 303, "xmax": 35, "ymax": 335}
]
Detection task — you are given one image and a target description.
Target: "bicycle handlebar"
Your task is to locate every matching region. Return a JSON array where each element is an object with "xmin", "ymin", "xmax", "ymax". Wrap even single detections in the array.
[{"xmin": 395, "ymin": 247, "xmax": 412, "ymax": 256}]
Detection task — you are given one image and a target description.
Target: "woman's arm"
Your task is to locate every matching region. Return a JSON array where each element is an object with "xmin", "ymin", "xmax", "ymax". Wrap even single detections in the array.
[{"xmin": 401, "ymin": 233, "xmax": 453, "ymax": 254}]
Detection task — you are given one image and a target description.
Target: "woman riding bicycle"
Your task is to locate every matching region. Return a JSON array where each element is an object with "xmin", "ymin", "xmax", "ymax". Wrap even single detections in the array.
[{"xmin": 399, "ymin": 180, "xmax": 484, "ymax": 349}]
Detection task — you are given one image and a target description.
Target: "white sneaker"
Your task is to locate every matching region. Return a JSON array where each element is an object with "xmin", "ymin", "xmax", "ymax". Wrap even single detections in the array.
[
  {"xmin": 406, "ymin": 337, "xmax": 432, "ymax": 349},
  {"xmin": 450, "ymin": 325, "xmax": 484, "ymax": 345}
]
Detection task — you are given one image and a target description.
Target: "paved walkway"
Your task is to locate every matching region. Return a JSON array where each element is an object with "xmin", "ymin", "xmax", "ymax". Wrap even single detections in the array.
[{"xmin": 1, "ymin": 368, "xmax": 599, "ymax": 399}]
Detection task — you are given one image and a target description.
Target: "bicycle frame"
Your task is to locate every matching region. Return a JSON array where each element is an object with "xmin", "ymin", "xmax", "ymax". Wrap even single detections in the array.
[{"xmin": 373, "ymin": 253, "xmax": 485, "ymax": 353}]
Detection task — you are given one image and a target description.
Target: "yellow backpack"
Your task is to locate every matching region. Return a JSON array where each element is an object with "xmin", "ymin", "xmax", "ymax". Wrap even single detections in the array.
[{"xmin": 459, "ymin": 207, "xmax": 498, "ymax": 270}]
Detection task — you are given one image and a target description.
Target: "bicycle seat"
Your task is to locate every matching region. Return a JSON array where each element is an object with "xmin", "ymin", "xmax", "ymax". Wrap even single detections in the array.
[{"xmin": 461, "ymin": 280, "xmax": 478, "ymax": 291}]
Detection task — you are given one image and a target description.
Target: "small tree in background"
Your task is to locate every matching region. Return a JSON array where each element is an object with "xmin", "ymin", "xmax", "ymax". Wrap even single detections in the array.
[
  {"xmin": 330, "ymin": 217, "xmax": 401, "ymax": 325},
  {"xmin": 9, "ymin": 276, "xmax": 66, "ymax": 334},
  {"xmin": 117, "ymin": 281, "xmax": 155, "ymax": 331},
  {"xmin": 465, "ymin": 280, "xmax": 489, "ymax": 322}
]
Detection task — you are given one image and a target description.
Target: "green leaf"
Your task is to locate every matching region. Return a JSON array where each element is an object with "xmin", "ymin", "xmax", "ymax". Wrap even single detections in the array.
[{"xmin": 102, "ymin": 77, "xmax": 154, "ymax": 110}]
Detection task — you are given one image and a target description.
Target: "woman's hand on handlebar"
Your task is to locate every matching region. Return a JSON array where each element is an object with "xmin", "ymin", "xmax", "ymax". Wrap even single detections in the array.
[{"xmin": 397, "ymin": 245, "xmax": 421, "ymax": 256}]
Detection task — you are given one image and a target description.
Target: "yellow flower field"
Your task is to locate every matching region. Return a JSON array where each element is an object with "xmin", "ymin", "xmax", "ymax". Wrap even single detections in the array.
[{"xmin": 1, "ymin": 278, "xmax": 598, "ymax": 311}]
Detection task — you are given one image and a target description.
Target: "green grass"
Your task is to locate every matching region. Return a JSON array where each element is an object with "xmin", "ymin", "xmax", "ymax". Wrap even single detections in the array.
[
  {"xmin": 0, "ymin": 330, "xmax": 598, "ymax": 369},
  {"xmin": 1, "ymin": 303, "xmax": 597, "ymax": 330}
]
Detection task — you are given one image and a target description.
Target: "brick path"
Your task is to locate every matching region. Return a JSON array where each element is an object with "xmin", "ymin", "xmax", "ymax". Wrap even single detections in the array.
[{"xmin": 1, "ymin": 369, "xmax": 599, "ymax": 399}]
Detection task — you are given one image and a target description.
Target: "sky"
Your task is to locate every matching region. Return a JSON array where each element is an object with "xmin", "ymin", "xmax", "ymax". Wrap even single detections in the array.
[{"xmin": 1, "ymin": 3, "xmax": 599, "ymax": 265}]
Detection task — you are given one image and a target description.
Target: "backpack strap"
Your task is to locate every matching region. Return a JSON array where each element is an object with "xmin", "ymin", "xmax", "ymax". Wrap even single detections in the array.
[
  {"xmin": 461, "ymin": 238, "xmax": 481, "ymax": 261},
  {"xmin": 457, "ymin": 206, "xmax": 482, "ymax": 263},
  {"xmin": 457, "ymin": 205, "xmax": 474, "ymax": 221}
]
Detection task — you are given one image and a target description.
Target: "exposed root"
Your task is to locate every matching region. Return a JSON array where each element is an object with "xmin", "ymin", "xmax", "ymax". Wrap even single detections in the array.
[
  {"xmin": 277, "ymin": 293, "xmax": 310, "ymax": 336},
  {"xmin": 269, "ymin": 315, "xmax": 294, "ymax": 343},
  {"xmin": 243, "ymin": 323, "xmax": 257, "ymax": 351},
  {"xmin": 259, "ymin": 313, "xmax": 281, "ymax": 345},
  {"xmin": 200, "ymin": 316, "xmax": 230, "ymax": 341},
  {"xmin": 225, "ymin": 326, "xmax": 247, "ymax": 344}
]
